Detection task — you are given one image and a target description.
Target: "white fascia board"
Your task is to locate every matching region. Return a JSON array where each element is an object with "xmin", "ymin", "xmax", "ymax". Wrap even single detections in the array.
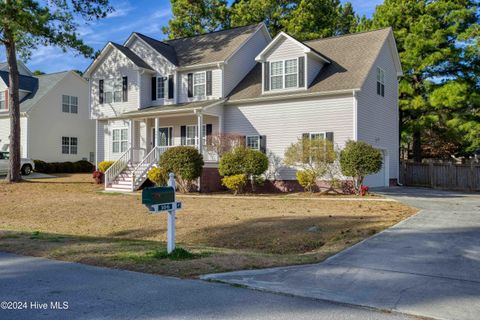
[{"xmin": 255, "ymin": 32, "xmax": 330, "ymax": 64}]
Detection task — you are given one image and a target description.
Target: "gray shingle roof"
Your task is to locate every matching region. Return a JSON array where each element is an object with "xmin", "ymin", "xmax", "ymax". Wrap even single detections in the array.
[
  {"xmin": 110, "ymin": 43, "xmax": 154, "ymax": 70},
  {"xmin": 132, "ymin": 24, "xmax": 261, "ymax": 67},
  {"xmin": 228, "ymin": 28, "xmax": 392, "ymax": 101},
  {"xmin": 133, "ymin": 33, "xmax": 178, "ymax": 66},
  {"xmin": 19, "ymin": 71, "xmax": 70, "ymax": 113},
  {"xmin": 0, "ymin": 71, "xmax": 38, "ymax": 92}
]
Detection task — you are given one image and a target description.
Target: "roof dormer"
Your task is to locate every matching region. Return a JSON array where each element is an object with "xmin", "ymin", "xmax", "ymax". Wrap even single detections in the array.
[{"xmin": 255, "ymin": 32, "xmax": 330, "ymax": 94}]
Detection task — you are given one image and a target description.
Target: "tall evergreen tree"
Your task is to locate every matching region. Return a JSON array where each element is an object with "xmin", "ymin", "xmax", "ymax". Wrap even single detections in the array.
[
  {"xmin": 0, "ymin": 0, "xmax": 112, "ymax": 182},
  {"xmin": 361, "ymin": 0, "xmax": 479, "ymax": 160},
  {"xmin": 162, "ymin": 0, "xmax": 230, "ymax": 39}
]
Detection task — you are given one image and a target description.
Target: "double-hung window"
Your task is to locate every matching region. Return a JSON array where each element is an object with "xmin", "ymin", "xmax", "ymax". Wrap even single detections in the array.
[
  {"xmin": 193, "ymin": 72, "xmax": 206, "ymax": 97},
  {"xmin": 104, "ymin": 78, "xmax": 122, "ymax": 103},
  {"xmin": 62, "ymin": 95, "xmax": 78, "ymax": 113},
  {"xmin": 0, "ymin": 93, "xmax": 6, "ymax": 110},
  {"xmin": 270, "ymin": 59, "xmax": 298, "ymax": 90},
  {"xmin": 61, "ymin": 137, "xmax": 78, "ymax": 154},
  {"xmin": 157, "ymin": 76, "xmax": 168, "ymax": 99},
  {"xmin": 246, "ymin": 136, "xmax": 260, "ymax": 151},
  {"xmin": 112, "ymin": 128, "xmax": 128, "ymax": 153},
  {"xmin": 309, "ymin": 132, "xmax": 325, "ymax": 141},
  {"xmin": 185, "ymin": 125, "xmax": 197, "ymax": 146},
  {"xmin": 377, "ymin": 67, "xmax": 385, "ymax": 97}
]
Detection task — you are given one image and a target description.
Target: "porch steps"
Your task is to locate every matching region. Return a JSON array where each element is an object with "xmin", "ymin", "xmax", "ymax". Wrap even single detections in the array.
[{"xmin": 106, "ymin": 163, "xmax": 152, "ymax": 192}]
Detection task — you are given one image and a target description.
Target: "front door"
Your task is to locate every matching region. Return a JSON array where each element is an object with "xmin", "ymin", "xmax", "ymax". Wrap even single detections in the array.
[{"xmin": 152, "ymin": 127, "xmax": 173, "ymax": 147}]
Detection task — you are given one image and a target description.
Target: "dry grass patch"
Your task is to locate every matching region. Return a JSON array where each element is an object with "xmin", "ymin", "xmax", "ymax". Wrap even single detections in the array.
[{"xmin": 0, "ymin": 174, "xmax": 417, "ymax": 277}]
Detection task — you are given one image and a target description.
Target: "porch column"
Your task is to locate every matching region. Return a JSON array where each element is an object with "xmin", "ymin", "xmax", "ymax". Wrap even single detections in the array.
[
  {"xmin": 130, "ymin": 119, "xmax": 135, "ymax": 162},
  {"xmin": 155, "ymin": 117, "xmax": 160, "ymax": 148},
  {"xmin": 197, "ymin": 112, "xmax": 203, "ymax": 155},
  {"xmin": 218, "ymin": 115, "xmax": 223, "ymax": 134}
]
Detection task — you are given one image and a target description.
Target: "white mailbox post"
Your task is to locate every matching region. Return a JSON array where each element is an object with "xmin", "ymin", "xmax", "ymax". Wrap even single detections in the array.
[{"xmin": 166, "ymin": 173, "xmax": 176, "ymax": 253}]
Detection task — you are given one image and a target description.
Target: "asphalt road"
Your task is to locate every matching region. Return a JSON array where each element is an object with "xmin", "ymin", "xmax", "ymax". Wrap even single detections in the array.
[
  {"xmin": 203, "ymin": 187, "xmax": 480, "ymax": 320},
  {"xmin": 0, "ymin": 252, "xmax": 413, "ymax": 320}
]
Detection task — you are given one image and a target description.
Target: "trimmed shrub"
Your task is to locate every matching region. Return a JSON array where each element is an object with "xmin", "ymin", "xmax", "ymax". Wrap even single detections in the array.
[
  {"xmin": 340, "ymin": 140, "xmax": 383, "ymax": 194},
  {"xmin": 34, "ymin": 160, "xmax": 95, "ymax": 173},
  {"xmin": 92, "ymin": 170, "xmax": 104, "ymax": 184},
  {"xmin": 296, "ymin": 170, "xmax": 317, "ymax": 192},
  {"xmin": 147, "ymin": 167, "xmax": 168, "ymax": 186},
  {"xmin": 219, "ymin": 147, "xmax": 269, "ymax": 192},
  {"xmin": 98, "ymin": 161, "xmax": 115, "ymax": 173},
  {"xmin": 222, "ymin": 174, "xmax": 247, "ymax": 195},
  {"xmin": 159, "ymin": 146, "xmax": 204, "ymax": 193}
]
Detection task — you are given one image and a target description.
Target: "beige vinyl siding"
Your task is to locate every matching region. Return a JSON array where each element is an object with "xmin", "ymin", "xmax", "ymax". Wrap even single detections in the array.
[
  {"xmin": 266, "ymin": 37, "xmax": 304, "ymax": 60},
  {"xmin": 177, "ymin": 68, "xmax": 222, "ymax": 103},
  {"xmin": 356, "ymin": 39, "xmax": 399, "ymax": 180},
  {"xmin": 28, "ymin": 72, "xmax": 94, "ymax": 162},
  {"xmin": 90, "ymin": 48, "xmax": 140, "ymax": 119},
  {"xmin": 223, "ymin": 28, "xmax": 270, "ymax": 96},
  {"xmin": 129, "ymin": 38, "xmax": 177, "ymax": 107},
  {"xmin": 103, "ymin": 119, "xmax": 131, "ymax": 161},
  {"xmin": 0, "ymin": 116, "xmax": 28, "ymax": 157},
  {"xmin": 96, "ymin": 120, "xmax": 106, "ymax": 164},
  {"xmin": 224, "ymin": 94, "xmax": 354, "ymax": 180},
  {"xmin": 307, "ymin": 55, "xmax": 324, "ymax": 86}
]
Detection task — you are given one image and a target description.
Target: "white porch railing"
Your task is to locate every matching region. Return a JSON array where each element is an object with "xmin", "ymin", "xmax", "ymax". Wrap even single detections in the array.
[
  {"xmin": 131, "ymin": 147, "xmax": 161, "ymax": 191},
  {"xmin": 104, "ymin": 147, "xmax": 131, "ymax": 189}
]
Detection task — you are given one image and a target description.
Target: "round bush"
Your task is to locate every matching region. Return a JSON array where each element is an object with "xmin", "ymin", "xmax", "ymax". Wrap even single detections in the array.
[
  {"xmin": 222, "ymin": 174, "xmax": 247, "ymax": 195},
  {"xmin": 33, "ymin": 160, "xmax": 49, "ymax": 173},
  {"xmin": 296, "ymin": 170, "xmax": 317, "ymax": 192},
  {"xmin": 98, "ymin": 161, "xmax": 115, "ymax": 173},
  {"xmin": 159, "ymin": 146, "xmax": 204, "ymax": 192},
  {"xmin": 340, "ymin": 140, "xmax": 383, "ymax": 192},
  {"xmin": 147, "ymin": 167, "xmax": 168, "ymax": 186}
]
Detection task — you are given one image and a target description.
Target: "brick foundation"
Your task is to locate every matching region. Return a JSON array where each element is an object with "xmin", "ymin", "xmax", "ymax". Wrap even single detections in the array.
[{"xmin": 200, "ymin": 167, "xmax": 226, "ymax": 192}]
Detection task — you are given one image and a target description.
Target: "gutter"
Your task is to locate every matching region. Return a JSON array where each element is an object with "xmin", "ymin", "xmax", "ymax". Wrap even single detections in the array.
[{"xmin": 226, "ymin": 88, "xmax": 361, "ymax": 105}]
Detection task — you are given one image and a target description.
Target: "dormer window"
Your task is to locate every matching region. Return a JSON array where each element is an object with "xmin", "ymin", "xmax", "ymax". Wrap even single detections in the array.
[{"xmin": 270, "ymin": 58, "xmax": 299, "ymax": 90}]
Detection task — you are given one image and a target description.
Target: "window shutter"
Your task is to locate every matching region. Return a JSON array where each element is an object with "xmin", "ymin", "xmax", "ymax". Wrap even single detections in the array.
[
  {"xmin": 5, "ymin": 90, "xmax": 8, "ymax": 110},
  {"xmin": 260, "ymin": 135, "xmax": 267, "ymax": 153},
  {"xmin": 151, "ymin": 77, "xmax": 157, "ymax": 101},
  {"xmin": 187, "ymin": 73, "xmax": 193, "ymax": 98},
  {"xmin": 326, "ymin": 132, "xmax": 334, "ymax": 143},
  {"xmin": 180, "ymin": 125, "xmax": 186, "ymax": 145},
  {"xmin": 206, "ymin": 124, "xmax": 212, "ymax": 145},
  {"xmin": 99, "ymin": 80, "xmax": 104, "ymax": 104},
  {"xmin": 298, "ymin": 56, "xmax": 305, "ymax": 88},
  {"xmin": 168, "ymin": 75, "xmax": 174, "ymax": 99},
  {"xmin": 122, "ymin": 76, "xmax": 128, "ymax": 102},
  {"xmin": 264, "ymin": 62, "xmax": 270, "ymax": 91},
  {"xmin": 206, "ymin": 70, "xmax": 212, "ymax": 96}
]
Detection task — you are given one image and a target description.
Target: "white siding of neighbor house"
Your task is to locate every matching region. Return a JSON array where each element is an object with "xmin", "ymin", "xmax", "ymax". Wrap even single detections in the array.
[
  {"xmin": 224, "ymin": 94, "xmax": 354, "ymax": 180},
  {"xmin": 128, "ymin": 37, "xmax": 177, "ymax": 108},
  {"xmin": 356, "ymin": 38, "xmax": 399, "ymax": 181},
  {"xmin": 223, "ymin": 27, "xmax": 270, "ymax": 96},
  {"xmin": 0, "ymin": 116, "xmax": 28, "ymax": 157},
  {"xmin": 177, "ymin": 68, "xmax": 222, "ymax": 103},
  {"xmin": 27, "ymin": 72, "xmax": 95, "ymax": 162},
  {"xmin": 90, "ymin": 47, "xmax": 141, "ymax": 119}
]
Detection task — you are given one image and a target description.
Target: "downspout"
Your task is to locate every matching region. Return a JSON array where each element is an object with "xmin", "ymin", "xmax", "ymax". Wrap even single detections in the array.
[{"xmin": 352, "ymin": 90, "xmax": 358, "ymax": 141}]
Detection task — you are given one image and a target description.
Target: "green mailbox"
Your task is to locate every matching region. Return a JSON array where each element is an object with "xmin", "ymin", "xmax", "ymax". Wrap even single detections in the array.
[{"xmin": 142, "ymin": 186, "xmax": 175, "ymax": 207}]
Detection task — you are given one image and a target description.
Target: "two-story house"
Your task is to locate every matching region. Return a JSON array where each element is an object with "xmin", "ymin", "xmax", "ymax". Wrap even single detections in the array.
[
  {"xmin": 0, "ymin": 63, "xmax": 95, "ymax": 163},
  {"xmin": 84, "ymin": 23, "xmax": 402, "ymax": 192}
]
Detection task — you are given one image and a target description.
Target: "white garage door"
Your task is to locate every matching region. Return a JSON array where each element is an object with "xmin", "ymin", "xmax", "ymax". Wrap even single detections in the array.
[{"xmin": 363, "ymin": 150, "xmax": 389, "ymax": 187}]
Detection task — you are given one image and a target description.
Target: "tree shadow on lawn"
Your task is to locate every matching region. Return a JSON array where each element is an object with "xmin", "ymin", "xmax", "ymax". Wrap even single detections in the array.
[{"xmin": 190, "ymin": 215, "xmax": 386, "ymax": 255}]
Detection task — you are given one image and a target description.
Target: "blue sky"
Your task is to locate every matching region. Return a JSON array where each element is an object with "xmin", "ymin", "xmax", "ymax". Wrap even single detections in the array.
[{"xmin": 1, "ymin": 0, "xmax": 383, "ymax": 74}]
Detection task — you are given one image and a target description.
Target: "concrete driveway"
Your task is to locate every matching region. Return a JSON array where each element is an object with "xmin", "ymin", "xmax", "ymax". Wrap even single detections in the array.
[
  {"xmin": 203, "ymin": 187, "xmax": 480, "ymax": 320},
  {"xmin": 0, "ymin": 252, "xmax": 413, "ymax": 320}
]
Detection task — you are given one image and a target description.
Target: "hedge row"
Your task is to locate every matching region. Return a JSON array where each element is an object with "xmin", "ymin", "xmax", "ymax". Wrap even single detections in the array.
[{"xmin": 34, "ymin": 160, "xmax": 94, "ymax": 173}]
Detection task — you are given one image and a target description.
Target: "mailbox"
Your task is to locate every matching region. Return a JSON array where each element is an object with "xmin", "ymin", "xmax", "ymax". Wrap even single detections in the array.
[{"xmin": 142, "ymin": 186, "xmax": 175, "ymax": 207}]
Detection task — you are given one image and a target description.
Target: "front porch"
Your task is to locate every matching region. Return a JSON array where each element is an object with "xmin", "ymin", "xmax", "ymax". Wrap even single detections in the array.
[{"xmin": 101, "ymin": 101, "xmax": 224, "ymax": 191}]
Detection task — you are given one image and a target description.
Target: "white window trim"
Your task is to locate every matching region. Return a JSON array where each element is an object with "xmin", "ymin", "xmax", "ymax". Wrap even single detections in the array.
[
  {"xmin": 112, "ymin": 128, "xmax": 128, "ymax": 154},
  {"xmin": 376, "ymin": 67, "xmax": 385, "ymax": 97},
  {"xmin": 62, "ymin": 95, "xmax": 78, "ymax": 114},
  {"xmin": 157, "ymin": 76, "xmax": 170, "ymax": 100},
  {"xmin": 153, "ymin": 126, "xmax": 174, "ymax": 146},
  {"xmin": 184, "ymin": 124, "xmax": 207, "ymax": 145},
  {"xmin": 269, "ymin": 58, "xmax": 299, "ymax": 91},
  {"xmin": 0, "ymin": 93, "xmax": 6, "ymax": 110},
  {"xmin": 61, "ymin": 136, "xmax": 78, "ymax": 155},
  {"xmin": 246, "ymin": 135, "xmax": 260, "ymax": 151},
  {"xmin": 103, "ymin": 77, "xmax": 123, "ymax": 104},
  {"xmin": 308, "ymin": 132, "xmax": 326, "ymax": 140},
  {"xmin": 193, "ymin": 71, "xmax": 206, "ymax": 97}
]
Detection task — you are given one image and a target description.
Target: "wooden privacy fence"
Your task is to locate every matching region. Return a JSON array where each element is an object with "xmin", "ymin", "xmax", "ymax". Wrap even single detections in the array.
[{"xmin": 400, "ymin": 161, "xmax": 480, "ymax": 192}]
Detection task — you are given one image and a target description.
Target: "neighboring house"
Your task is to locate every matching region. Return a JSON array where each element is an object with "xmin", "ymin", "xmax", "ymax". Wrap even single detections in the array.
[
  {"xmin": 0, "ymin": 63, "xmax": 95, "ymax": 163},
  {"xmin": 84, "ymin": 23, "xmax": 402, "ymax": 192}
]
